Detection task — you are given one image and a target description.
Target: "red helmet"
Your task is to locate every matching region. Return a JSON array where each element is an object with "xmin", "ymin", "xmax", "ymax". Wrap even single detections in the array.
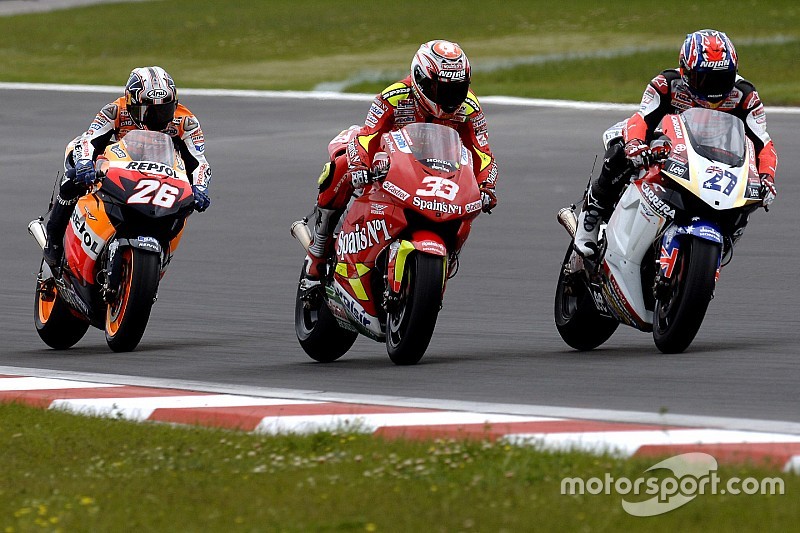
[
  {"xmin": 410, "ymin": 40, "xmax": 471, "ymax": 119},
  {"xmin": 125, "ymin": 66, "xmax": 178, "ymax": 132},
  {"xmin": 679, "ymin": 29, "xmax": 738, "ymax": 105}
]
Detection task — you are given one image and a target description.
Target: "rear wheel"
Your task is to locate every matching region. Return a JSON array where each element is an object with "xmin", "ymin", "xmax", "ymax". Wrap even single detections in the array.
[
  {"xmin": 554, "ymin": 245, "xmax": 618, "ymax": 351},
  {"xmin": 295, "ymin": 267, "xmax": 357, "ymax": 362},
  {"xmin": 105, "ymin": 248, "xmax": 160, "ymax": 352},
  {"xmin": 653, "ymin": 238, "xmax": 720, "ymax": 354},
  {"xmin": 386, "ymin": 253, "xmax": 444, "ymax": 365},
  {"xmin": 34, "ymin": 268, "xmax": 90, "ymax": 350}
]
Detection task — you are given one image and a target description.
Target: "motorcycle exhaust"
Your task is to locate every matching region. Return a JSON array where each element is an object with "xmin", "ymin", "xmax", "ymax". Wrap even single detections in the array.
[
  {"xmin": 290, "ymin": 220, "xmax": 312, "ymax": 252},
  {"xmin": 557, "ymin": 206, "xmax": 578, "ymax": 239},
  {"xmin": 28, "ymin": 218, "xmax": 47, "ymax": 250}
]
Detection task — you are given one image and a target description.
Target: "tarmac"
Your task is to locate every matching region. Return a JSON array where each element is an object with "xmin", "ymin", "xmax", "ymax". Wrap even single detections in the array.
[{"xmin": 0, "ymin": 0, "xmax": 148, "ymax": 16}]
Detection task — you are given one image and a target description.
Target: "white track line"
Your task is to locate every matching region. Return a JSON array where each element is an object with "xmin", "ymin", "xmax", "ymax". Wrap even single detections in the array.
[{"xmin": 1, "ymin": 82, "xmax": 798, "ymax": 114}]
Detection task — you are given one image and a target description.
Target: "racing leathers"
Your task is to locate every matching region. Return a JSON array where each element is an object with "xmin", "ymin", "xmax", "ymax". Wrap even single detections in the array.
[
  {"xmin": 44, "ymin": 98, "xmax": 212, "ymax": 268},
  {"xmin": 574, "ymin": 69, "xmax": 778, "ymax": 257},
  {"xmin": 305, "ymin": 75, "xmax": 499, "ymax": 279}
]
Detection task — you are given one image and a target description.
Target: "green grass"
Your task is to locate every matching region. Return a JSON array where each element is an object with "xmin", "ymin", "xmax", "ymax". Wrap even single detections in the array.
[
  {"xmin": 1, "ymin": 402, "xmax": 797, "ymax": 531},
  {"xmin": 1, "ymin": 0, "xmax": 799, "ymax": 103}
]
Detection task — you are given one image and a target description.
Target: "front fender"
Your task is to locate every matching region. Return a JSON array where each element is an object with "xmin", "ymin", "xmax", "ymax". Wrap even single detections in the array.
[
  {"xmin": 660, "ymin": 221, "xmax": 723, "ymax": 279},
  {"xmin": 387, "ymin": 231, "xmax": 447, "ymax": 294}
]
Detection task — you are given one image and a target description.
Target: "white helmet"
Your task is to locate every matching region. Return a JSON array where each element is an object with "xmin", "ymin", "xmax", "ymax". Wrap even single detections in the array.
[
  {"xmin": 125, "ymin": 66, "xmax": 178, "ymax": 131},
  {"xmin": 410, "ymin": 40, "xmax": 471, "ymax": 119}
]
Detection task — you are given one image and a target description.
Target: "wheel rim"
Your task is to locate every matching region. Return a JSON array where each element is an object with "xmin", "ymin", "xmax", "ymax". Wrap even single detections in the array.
[
  {"xmin": 106, "ymin": 249, "xmax": 133, "ymax": 337},
  {"xmin": 300, "ymin": 302, "xmax": 320, "ymax": 335},
  {"xmin": 37, "ymin": 284, "xmax": 56, "ymax": 324}
]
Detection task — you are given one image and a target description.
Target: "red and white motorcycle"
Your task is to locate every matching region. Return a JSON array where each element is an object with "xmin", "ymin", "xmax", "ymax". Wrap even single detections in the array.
[
  {"xmin": 555, "ymin": 108, "xmax": 765, "ymax": 353},
  {"xmin": 293, "ymin": 123, "xmax": 483, "ymax": 365}
]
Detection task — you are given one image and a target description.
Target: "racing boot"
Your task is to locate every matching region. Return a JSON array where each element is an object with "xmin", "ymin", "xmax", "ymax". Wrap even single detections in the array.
[
  {"xmin": 573, "ymin": 188, "xmax": 612, "ymax": 259},
  {"xmin": 304, "ymin": 207, "xmax": 341, "ymax": 280},
  {"xmin": 43, "ymin": 198, "xmax": 74, "ymax": 269}
]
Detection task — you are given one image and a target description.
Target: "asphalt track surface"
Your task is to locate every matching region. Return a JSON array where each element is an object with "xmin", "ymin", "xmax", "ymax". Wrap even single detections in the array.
[{"xmin": 1, "ymin": 88, "xmax": 798, "ymax": 424}]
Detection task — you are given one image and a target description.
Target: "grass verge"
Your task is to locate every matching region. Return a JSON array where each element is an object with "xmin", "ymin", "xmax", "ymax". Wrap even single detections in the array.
[
  {"xmin": 0, "ymin": 1, "xmax": 798, "ymax": 104},
  {"xmin": 1, "ymin": 402, "xmax": 797, "ymax": 531}
]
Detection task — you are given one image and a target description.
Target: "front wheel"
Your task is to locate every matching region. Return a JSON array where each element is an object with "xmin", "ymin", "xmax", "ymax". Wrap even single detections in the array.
[
  {"xmin": 34, "ymin": 270, "xmax": 90, "ymax": 350},
  {"xmin": 554, "ymin": 245, "xmax": 618, "ymax": 351},
  {"xmin": 653, "ymin": 238, "xmax": 720, "ymax": 354},
  {"xmin": 105, "ymin": 248, "xmax": 160, "ymax": 352},
  {"xmin": 295, "ymin": 267, "xmax": 358, "ymax": 362},
  {"xmin": 386, "ymin": 253, "xmax": 444, "ymax": 365}
]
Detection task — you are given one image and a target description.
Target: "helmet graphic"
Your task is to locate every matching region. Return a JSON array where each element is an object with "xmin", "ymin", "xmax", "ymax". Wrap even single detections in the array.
[
  {"xmin": 125, "ymin": 66, "xmax": 178, "ymax": 131},
  {"xmin": 410, "ymin": 40, "xmax": 471, "ymax": 119},
  {"xmin": 679, "ymin": 29, "xmax": 738, "ymax": 105}
]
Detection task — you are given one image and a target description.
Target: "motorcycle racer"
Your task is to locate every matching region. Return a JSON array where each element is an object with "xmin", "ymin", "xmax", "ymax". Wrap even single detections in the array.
[
  {"xmin": 573, "ymin": 29, "xmax": 778, "ymax": 257},
  {"xmin": 43, "ymin": 66, "xmax": 213, "ymax": 269},
  {"xmin": 303, "ymin": 39, "xmax": 499, "ymax": 280}
]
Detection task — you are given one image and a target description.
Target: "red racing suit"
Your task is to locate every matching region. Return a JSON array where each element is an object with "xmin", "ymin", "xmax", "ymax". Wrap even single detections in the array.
[
  {"xmin": 71, "ymin": 96, "xmax": 212, "ymax": 190},
  {"xmin": 623, "ymin": 69, "xmax": 777, "ymax": 179},
  {"xmin": 317, "ymin": 76, "xmax": 498, "ymax": 210}
]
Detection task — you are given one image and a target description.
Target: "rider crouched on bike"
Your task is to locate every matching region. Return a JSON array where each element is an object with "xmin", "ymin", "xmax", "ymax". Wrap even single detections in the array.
[
  {"xmin": 43, "ymin": 66, "xmax": 213, "ymax": 268},
  {"xmin": 303, "ymin": 39, "xmax": 499, "ymax": 280},
  {"xmin": 573, "ymin": 29, "xmax": 778, "ymax": 258}
]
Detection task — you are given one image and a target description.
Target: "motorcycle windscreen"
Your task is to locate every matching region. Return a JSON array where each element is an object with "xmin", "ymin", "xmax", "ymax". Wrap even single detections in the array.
[
  {"xmin": 402, "ymin": 123, "xmax": 462, "ymax": 173},
  {"xmin": 120, "ymin": 130, "xmax": 176, "ymax": 167},
  {"xmin": 681, "ymin": 108, "xmax": 746, "ymax": 167}
]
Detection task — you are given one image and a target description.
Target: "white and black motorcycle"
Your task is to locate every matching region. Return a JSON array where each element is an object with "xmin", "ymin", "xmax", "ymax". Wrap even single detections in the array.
[{"xmin": 555, "ymin": 108, "xmax": 765, "ymax": 353}]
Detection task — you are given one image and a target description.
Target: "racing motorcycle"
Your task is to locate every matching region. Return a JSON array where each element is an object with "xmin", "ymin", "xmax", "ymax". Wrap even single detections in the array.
[
  {"xmin": 292, "ymin": 123, "xmax": 483, "ymax": 365},
  {"xmin": 28, "ymin": 130, "xmax": 195, "ymax": 352},
  {"xmin": 555, "ymin": 108, "xmax": 764, "ymax": 353}
]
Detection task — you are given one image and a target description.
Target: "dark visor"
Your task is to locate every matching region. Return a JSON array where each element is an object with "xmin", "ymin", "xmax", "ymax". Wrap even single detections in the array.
[
  {"xmin": 129, "ymin": 102, "xmax": 176, "ymax": 130},
  {"xmin": 690, "ymin": 69, "xmax": 736, "ymax": 102}
]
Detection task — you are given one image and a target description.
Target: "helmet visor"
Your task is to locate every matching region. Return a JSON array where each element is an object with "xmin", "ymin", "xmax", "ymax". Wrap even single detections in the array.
[
  {"xmin": 129, "ymin": 102, "xmax": 176, "ymax": 131},
  {"xmin": 689, "ymin": 69, "xmax": 736, "ymax": 102},
  {"xmin": 435, "ymin": 79, "xmax": 469, "ymax": 113}
]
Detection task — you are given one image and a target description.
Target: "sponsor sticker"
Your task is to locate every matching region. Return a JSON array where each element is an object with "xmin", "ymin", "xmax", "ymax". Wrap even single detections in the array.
[{"xmin": 382, "ymin": 180, "xmax": 410, "ymax": 201}]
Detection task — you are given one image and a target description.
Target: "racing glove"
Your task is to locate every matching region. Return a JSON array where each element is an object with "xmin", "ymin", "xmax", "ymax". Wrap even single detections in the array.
[
  {"xmin": 759, "ymin": 174, "xmax": 776, "ymax": 211},
  {"xmin": 349, "ymin": 168, "xmax": 374, "ymax": 189},
  {"xmin": 624, "ymin": 138, "xmax": 656, "ymax": 169},
  {"xmin": 192, "ymin": 184, "xmax": 211, "ymax": 212},
  {"xmin": 479, "ymin": 183, "xmax": 497, "ymax": 213},
  {"xmin": 372, "ymin": 158, "xmax": 390, "ymax": 181},
  {"xmin": 74, "ymin": 159, "xmax": 96, "ymax": 186},
  {"xmin": 649, "ymin": 137, "xmax": 672, "ymax": 162}
]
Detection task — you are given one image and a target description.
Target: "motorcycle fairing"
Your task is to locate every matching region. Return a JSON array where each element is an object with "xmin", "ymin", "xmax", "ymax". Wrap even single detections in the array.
[
  {"xmin": 660, "ymin": 110, "xmax": 760, "ymax": 210},
  {"xmin": 65, "ymin": 194, "xmax": 115, "ymax": 284},
  {"xmin": 601, "ymin": 177, "xmax": 673, "ymax": 329},
  {"xmin": 326, "ymin": 280, "xmax": 383, "ymax": 340}
]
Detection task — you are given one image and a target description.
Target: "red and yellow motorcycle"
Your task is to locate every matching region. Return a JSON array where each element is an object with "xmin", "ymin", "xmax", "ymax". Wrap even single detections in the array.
[
  {"xmin": 29, "ymin": 130, "xmax": 195, "ymax": 352},
  {"xmin": 293, "ymin": 123, "xmax": 482, "ymax": 365}
]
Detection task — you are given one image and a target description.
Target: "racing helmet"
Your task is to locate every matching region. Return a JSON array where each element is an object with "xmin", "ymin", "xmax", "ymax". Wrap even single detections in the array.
[
  {"xmin": 125, "ymin": 66, "xmax": 178, "ymax": 131},
  {"xmin": 679, "ymin": 29, "xmax": 738, "ymax": 106},
  {"xmin": 410, "ymin": 40, "xmax": 471, "ymax": 119}
]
